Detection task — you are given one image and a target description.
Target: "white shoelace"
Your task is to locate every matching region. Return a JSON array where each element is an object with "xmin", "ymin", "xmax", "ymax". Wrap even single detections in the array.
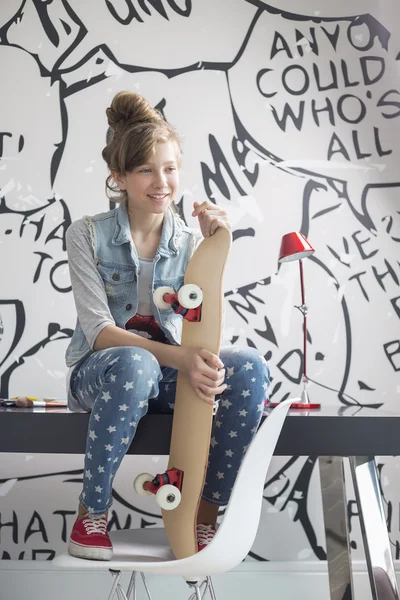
[
  {"xmin": 82, "ymin": 514, "xmax": 108, "ymax": 535},
  {"xmin": 197, "ymin": 524, "xmax": 216, "ymax": 546}
]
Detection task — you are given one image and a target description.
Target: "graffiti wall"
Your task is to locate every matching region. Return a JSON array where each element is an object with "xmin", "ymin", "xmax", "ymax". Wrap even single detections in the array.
[{"xmin": 1, "ymin": 0, "xmax": 399, "ymax": 562}]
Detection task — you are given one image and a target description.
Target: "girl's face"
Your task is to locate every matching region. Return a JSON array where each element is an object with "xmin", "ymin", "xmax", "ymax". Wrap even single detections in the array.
[{"xmin": 116, "ymin": 140, "xmax": 180, "ymax": 216}]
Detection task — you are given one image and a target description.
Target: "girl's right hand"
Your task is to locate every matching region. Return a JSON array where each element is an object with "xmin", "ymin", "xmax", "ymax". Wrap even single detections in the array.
[{"xmin": 176, "ymin": 347, "xmax": 227, "ymax": 406}]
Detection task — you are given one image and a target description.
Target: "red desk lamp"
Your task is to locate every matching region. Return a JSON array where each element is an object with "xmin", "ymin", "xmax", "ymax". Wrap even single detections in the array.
[{"xmin": 270, "ymin": 232, "xmax": 320, "ymax": 410}]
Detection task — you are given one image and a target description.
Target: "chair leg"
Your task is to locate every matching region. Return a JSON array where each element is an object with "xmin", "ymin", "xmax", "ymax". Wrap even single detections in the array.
[
  {"xmin": 126, "ymin": 572, "xmax": 137, "ymax": 600},
  {"xmin": 110, "ymin": 572, "xmax": 216, "ymax": 600},
  {"xmin": 108, "ymin": 570, "xmax": 128, "ymax": 600},
  {"xmin": 109, "ymin": 570, "xmax": 145, "ymax": 600},
  {"xmin": 187, "ymin": 578, "xmax": 217, "ymax": 600},
  {"xmin": 116, "ymin": 586, "xmax": 128, "ymax": 600},
  {"xmin": 187, "ymin": 583, "xmax": 203, "ymax": 600},
  {"xmin": 140, "ymin": 572, "xmax": 154, "ymax": 600},
  {"xmin": 206, "ymin": 577, "xmax": 217, "ymax": 600}
]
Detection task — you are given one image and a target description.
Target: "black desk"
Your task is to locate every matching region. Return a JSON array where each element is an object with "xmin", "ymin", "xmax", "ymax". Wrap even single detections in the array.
[
  {"xmin": 2, "ymin": 404, "xmax": 400, "ymax": 456},
  {"xmin": 1, "ymin": 404, "xmax": 399, "ymax": 600}
]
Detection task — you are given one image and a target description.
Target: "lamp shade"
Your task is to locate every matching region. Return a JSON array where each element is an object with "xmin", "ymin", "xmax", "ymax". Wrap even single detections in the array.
[{"xmin": 278, "ymin": 232, "xmax": 315, "ymax": 263}]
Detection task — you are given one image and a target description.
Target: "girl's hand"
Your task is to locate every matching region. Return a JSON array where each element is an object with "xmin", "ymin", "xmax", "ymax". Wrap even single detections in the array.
[
  {"xmin": 176, "ymin": 346, "xmax": 227, "ymax": 405},
  {"xmin": 192, "ymin": 201, "xmax": 231, "ymax": 238}
]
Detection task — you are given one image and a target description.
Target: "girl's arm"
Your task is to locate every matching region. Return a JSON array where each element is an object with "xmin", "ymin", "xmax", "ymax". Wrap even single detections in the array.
[
  {"xmin": 94, "ymin": 324, "xmax": 182, "ymax": 369},
  {"xmin": 66, "ymin": 218, "xmax": 183, "ymax": 369}
]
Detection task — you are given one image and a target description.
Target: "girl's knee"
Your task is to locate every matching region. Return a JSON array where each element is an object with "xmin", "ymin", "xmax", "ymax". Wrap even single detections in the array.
[
  {"xmin": 104, "ymin": 346, "xmax": 162, "ymax": 379},
  {"xmin": 220, "ymin": 346, "xmax": 270, "ymax": 378},
  {"xmin": 102, "ymin": 346, "xmax": 153, "ymax": 361}
]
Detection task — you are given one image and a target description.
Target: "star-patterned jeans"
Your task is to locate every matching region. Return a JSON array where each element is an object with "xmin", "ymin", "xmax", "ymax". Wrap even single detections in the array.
[{"xmin": 69, "ymin": 345, "xmax": 270, "ymax": 515}]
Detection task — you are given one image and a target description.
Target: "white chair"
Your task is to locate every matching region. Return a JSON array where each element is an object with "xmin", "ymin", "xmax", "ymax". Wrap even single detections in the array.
[{"xmin": 52, "ymin": 398, "xmax": 294, "ymax": 600}]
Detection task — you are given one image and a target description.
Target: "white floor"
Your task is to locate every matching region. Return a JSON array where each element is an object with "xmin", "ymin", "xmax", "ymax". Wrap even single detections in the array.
[{"xmin": 0, "ymin": 560, "xmax": 394, "ymax": 599}]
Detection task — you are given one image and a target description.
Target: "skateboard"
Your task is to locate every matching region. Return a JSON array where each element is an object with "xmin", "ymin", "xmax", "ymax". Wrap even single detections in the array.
[{"xmin": 134, "ymin": 225, "xmax": 232, "ymax": 559}]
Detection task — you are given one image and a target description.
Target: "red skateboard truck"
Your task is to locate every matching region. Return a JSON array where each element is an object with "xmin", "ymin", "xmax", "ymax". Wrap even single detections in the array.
[
  {"xmin": 153, "ymin": 284, "xmax": 203, "ymax": 322},
  {"xmin": 134, "ymin": 467, "xmax": 184, "ymax": 510}
]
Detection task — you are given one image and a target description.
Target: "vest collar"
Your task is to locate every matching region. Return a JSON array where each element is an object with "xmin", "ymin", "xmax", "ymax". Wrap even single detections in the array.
[{"xmin": 112, "ymin": 203, "xmax": 180, "ymax": 257}]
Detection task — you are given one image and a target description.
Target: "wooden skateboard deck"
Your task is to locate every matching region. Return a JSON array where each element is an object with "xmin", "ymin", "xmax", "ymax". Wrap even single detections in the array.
[{"xmin": 162, "ymin": 226, "xmax": 232, "ymax": 559}]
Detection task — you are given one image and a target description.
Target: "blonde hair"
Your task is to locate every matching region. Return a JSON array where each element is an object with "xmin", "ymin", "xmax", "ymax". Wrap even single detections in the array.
[{"xmin": 102, "ymin": 91, "xmax": 182, "ymax": 209}]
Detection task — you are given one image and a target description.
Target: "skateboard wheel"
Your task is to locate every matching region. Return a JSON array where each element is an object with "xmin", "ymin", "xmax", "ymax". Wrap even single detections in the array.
[
  {"xmin": 133, "ymin": 473, "xmax": 154, "ymax": 497},
  {"xmin": 178, "ymin": 284, "xmax": 203, "ymax": 309},
  {"xmin": 153, "ymin": 286, "xmax": 175, "ymax": 309},
  {"xmin": 156, "ymin": 484, "xmax": 182, "ymax": 510}
]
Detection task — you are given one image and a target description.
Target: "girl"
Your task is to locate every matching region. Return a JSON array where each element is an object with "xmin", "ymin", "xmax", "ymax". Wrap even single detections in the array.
[{"xmin": 66, "ymin": 91, "xmax": 270, "ymax": 560}]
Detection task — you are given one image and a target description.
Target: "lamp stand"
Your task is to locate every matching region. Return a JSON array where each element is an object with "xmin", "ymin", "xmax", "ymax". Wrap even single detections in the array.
[
  {"xmin": 301, "ymin": 378, "xmax": 310, "ymax": 405},
  {"xmin": 294, "ymin": 259, "xmax": 320, "ymax": 409},
  {"xmin": 270, "ymin": 259, "xmax": 320, "ymax": 410}
]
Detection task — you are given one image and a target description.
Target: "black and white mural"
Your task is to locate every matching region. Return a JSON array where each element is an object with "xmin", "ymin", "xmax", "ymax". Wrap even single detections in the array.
[{"xmin": 1, "ymin": 0, "xmax": 399, "ymax": 562}]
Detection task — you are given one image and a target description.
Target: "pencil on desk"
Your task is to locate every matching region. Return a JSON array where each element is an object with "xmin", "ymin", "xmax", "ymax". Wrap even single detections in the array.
[{"xmin": 13, "ymin": 397, "xmax": 67, "ymax": 408}]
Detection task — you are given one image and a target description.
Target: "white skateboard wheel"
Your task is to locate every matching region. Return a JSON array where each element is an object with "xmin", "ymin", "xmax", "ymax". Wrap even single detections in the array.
[
  {"xmin": 156, "ymin": 484, "xmax": 182, "ymax": 510},
  {"xmin": 178, "ymin": 284, "xmax": 203, "ymax": 309},
  {"xmin": 133, "ymin": 473, "xmax": 154, "ymax": 497},
  {"xmin": 153, "ymin": 286, "xmax": 175, "ymax": 309}
]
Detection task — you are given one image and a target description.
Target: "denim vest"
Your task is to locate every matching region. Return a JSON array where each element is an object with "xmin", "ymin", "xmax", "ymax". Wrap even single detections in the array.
[{"xmin": 65, "ymin": 204, "xmax": 200, "ymax": 367}]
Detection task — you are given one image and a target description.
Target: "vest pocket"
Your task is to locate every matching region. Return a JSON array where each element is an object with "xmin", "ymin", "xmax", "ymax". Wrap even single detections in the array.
[{"xmin": 97, "ymin": 262, "xmax": 136, "ymax": 303}]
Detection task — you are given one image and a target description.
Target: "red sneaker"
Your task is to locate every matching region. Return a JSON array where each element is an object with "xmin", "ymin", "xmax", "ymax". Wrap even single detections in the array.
[
  {"xmin": 196, "ymin": 524, "xmax": 217, "ymax": 552},
  {"xmin": 68, "ymin": 514, "xmax": 113, "ymax": 561}
]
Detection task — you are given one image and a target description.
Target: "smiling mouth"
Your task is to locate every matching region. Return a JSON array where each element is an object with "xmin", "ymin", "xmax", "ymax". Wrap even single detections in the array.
[{"xmin": 148, "ymin": 194, "xmax": 169, "ymax": 201}]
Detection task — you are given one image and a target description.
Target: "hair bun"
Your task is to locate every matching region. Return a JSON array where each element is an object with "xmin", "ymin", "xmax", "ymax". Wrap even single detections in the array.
[{"xmin": 106, "ymin": 91, "xmax": 162, "ymax": 130}]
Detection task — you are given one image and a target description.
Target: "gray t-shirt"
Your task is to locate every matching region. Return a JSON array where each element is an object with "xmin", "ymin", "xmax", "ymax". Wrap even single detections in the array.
[
  {"xmin": 137, "ymin": 257, "xmax": 153, "ymax": 316},
  {"xmin": 123, "ymin": 256, "xmax": 170, "ymax": 344},
  {"xmin": 66, "ymin": 219, "xmax": 115, "ymax": 349}
]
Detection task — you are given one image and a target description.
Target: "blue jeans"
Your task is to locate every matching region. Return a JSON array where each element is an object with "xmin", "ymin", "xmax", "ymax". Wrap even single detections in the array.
[{"xmin": 69, "ymin": 345, "xmax": 270, "ymax": 515}]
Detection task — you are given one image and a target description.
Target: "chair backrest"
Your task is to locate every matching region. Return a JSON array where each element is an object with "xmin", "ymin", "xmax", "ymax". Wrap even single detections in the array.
[{"xmin": 196, "ymin": 398, "xmax": 295, "ymax": 574}]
